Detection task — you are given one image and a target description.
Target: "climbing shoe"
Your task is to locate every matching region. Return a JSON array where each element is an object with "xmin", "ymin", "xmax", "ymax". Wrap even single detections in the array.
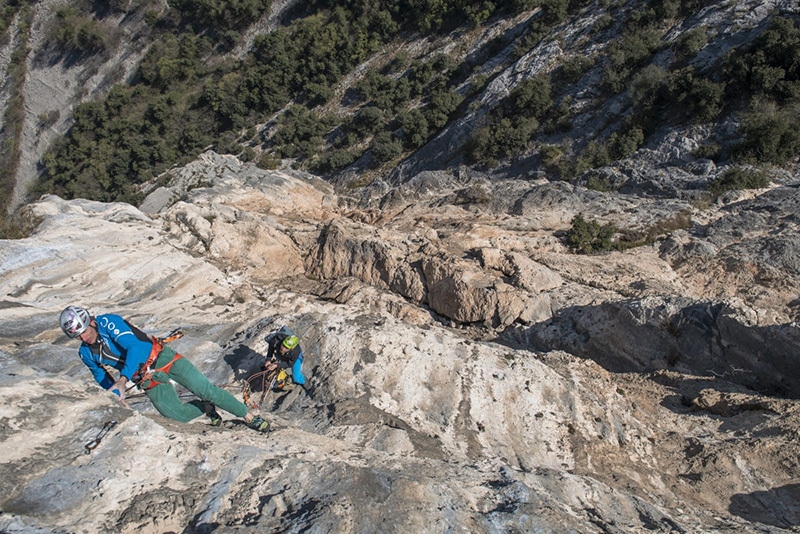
[
  {"xmin": 203, "ymin": 402, "xmax": 223, "ymax": 427},
  {"xmin": 248, "ymin": 416, "xmax": 270, "ymax": 433},
  {"xmin": 208, "ymin": 410, "xmax": 222, "ymax": 427}
]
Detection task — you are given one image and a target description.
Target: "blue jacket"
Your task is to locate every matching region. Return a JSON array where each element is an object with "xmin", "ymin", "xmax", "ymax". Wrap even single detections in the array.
[{"xmin": 79, "ymin": 314, "xmax": 153, "ymax": 391}]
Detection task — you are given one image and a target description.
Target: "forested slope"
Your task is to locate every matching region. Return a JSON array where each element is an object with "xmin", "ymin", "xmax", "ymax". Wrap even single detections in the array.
[{"xmin": 1, "ymin": 0, "xmax": 799, "ymax": 222}]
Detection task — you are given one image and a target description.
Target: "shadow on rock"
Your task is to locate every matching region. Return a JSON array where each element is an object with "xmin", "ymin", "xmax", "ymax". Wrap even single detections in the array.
[
  {"xmin": 504, "ymin": 298, "xmax": 800, "ymax": 399},
  {"xmin": 729, "ymin": 483, "xmax": 800, "ymax": 528},
  {"xmin": 223, "ymin": 344, "xmax": 266, "ymax": 381}
]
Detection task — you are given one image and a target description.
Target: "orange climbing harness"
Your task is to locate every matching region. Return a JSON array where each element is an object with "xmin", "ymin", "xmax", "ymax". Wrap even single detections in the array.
[{"xmin": 132, "ymin": 331, "xmax": 185, "ymax": 391}]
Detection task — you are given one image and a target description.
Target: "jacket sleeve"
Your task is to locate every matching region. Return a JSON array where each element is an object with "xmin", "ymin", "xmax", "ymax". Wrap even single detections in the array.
[
  {"xmin": 266, "ymin": 338, "xmax": 277, "ymax": 360},
  {"xmin": 79, "ymin": 346, "xmax": 115, "ymax": 390},
  {"xmin": 287, "ymin": 346, "xmax": 302, "ymax": 366}
]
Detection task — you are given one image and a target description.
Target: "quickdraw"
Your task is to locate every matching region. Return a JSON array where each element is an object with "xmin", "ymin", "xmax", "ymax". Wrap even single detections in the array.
[
  {"xmin": 159, "ymin": 328, "xmax": 184, "ymax": 345},
  {"xmin": 84, "ymin": 420, "xmax": 117, "ymax": 454}
]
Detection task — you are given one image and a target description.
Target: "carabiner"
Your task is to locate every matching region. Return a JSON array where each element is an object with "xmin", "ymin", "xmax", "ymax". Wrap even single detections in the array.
[{"xmin": 84, "ymin": 420, "xmax": 117, "ymax": 454}]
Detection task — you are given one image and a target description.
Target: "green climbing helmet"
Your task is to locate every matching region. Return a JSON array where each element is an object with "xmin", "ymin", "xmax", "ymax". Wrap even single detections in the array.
[{"xmin": 282, "ymin": 335, "xmax": 299, "ymax": 350}]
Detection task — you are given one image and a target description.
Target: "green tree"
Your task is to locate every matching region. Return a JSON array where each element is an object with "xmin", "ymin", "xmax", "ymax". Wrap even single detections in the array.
[
  {"xmin": 370, "ymin": 131, "xmax": 403, "ymax": 165},
  {"xmin": 733, "ymin": 99, "xmax": 800, "ymax": 164},
  {"xmin": 510, "ymin": 74, "xmax": 552, "ymax": 118},
  {"xmin": 398, "ymin": 109, "xmax": 430, "ymax": 148},
  {"xmin": 708, "ymin": 167, "xmax": 771, "ymax": 196},
  {"xmin": 603, "ymin": 28, "xmax": 663, "ymax": 93},
  {"xmin": 668, "ymin": 67, "xmax": 724, "ymax": 123},
  {"xmin": 567, "ymin": 213, "xmax": 617, "ymax": 254}
]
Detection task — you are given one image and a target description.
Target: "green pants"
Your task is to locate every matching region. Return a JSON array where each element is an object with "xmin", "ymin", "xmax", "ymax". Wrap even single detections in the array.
[{"xmin": 143, "ymin": 347, "xmax": 248, "ymax": 422}]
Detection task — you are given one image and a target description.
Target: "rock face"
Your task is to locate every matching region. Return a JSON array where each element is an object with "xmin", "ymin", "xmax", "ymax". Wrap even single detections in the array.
[{"xmin": 2, "ymin": 153, "xmax": 800, "ymax": 533}]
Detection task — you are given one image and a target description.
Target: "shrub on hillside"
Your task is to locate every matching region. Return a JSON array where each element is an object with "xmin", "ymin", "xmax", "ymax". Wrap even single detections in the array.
[
  {"xmin": 370, "ymin": 131, "xmax": 403, "ymax": 165},
  {"xmin": 575, "ymin": 141, "xmax": 612, "ymax": 176},
  {"xmin": 509, "ymin": 74, "xmax": 553, "ymax": 119},
  {"xmin": 556, "ymin": 56, "xmax": 595, "ymax": 84},
  {"xmin": 732, "ymin": 99, "xmax": 800, "ymax": 165},
  {"xmin": 630, "ymin": 64, "xmax": 669, "ymax": 108},
  {"xmin": 708, "ymin": 167, "xmax": 771, "ymax": 196},
  {"xmin": 668, "ymin": 67, "xmax": 724, "ymax": 123},
  {"xmin": 567, "ymin": 213, "xmax": 617, "ymax": 254},
  {"xmin": 692, "ymin": 143, "xmax": 721, "ymax": 161},
  {"xmin": 725, "ymin": 17, "xmax": 800, "ymax": 102},
  {"xmin": 616, "ymin": 211, "xmax": 692, "ymax": 249},
  {"xmin": 539, "ymin": 144, "xmax": 564, "ymax": 167},
  {"xmin": 465, "ymin": 117, "xmax": 537, "ymax": 167},
  {"xmin": 50, "ymin": 8, "xmax": 114, "ymax": 56},
  {"xmin": 602, "ymin": 28, "xmax": 663, "ymax": 94},
  {"xmin": 608, "ymin": 126, "xmax": 644, "ymax": 159},
  {"xmin": 172, "ymin": 0, "xmax": 272, "ymax": 42},
  {"xmin": 426, "ymin": 89, "xmax": 464, "ymax": 129},
  {"xmin": 673, "ymin": 26, "xmax": 709, "ymax": 61},
  {"xmin": 0, "ymin": 208, "xmax": 42, "ymax": 240},
  {"xmin": 311, "ymin": 148, "xmax": 360, "ymax": 174},
  {"xmin": 256, "ymin": 152, "xmax": 281, "ymax": 170},
  {"xmin": 350, "ymin": 106, "xmax": 387, "ymax": 137},
  {"xmin": 397, "ymin": 109, "xmax": 430, "ymax": 149},
  {"xmin": 272, "ymin": 105, "xmax": 332, "ymax": 158}
]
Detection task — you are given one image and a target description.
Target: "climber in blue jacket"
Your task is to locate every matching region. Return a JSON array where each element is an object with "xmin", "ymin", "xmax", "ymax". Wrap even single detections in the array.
[{"xmin": 60, "ymin": 305, "xmax": 270, "ymax": 432}]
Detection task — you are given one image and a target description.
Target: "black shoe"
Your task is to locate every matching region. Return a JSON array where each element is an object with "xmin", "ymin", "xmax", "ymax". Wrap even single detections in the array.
[
  {"xmin": 248, "ymin": 416, "xmax": 270, "ymax": 433},
  {"xmin": 208, "ymin": 410, "xmax": 222, "ymax": 427},
  {"xmin": 204, "ymin": 402, "xmax": 222, "ymax": 426}
]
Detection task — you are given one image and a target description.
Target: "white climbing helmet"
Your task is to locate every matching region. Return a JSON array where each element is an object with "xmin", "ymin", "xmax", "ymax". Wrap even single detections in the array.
[{"xmin": 60, "ymin": 305, "xmax": 91, "ymax": 338}]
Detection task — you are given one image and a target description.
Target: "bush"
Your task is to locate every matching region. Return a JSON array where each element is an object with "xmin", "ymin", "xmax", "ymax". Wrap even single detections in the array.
[
  {"xmin": 397, "ymin": 109, "xmax": 429, "ymax": 149},
  {"xmin": 668, "ymin": 67, "xmax": 724, "ymax": 123},
  {"xmin": 303, "ymin": 82, "xmax": 334, "ymax": 107},
  {"xmin": 673, "ymin": 27, "xmax": 709, "ymax": 61},
  {"xmin": 272, "ymin": 105, "xmax": 330, "ymax": 158},
  {"xmin": 37, "ymin": 109, "xmax": 60, "ymax": 130},
  {"xmin": 567, "ymin": 213, "xmax": 617, "ymax": 254},
  {"xmin": 692, "ymin": 143, "xmax": 721, "ymax": 160},
  {"xmin": 725, "ymin": 17, "xmax": 800, "ymax": 102},
  {"xmin": 171, "ymin": 0, "xmax": 272, "ymax": 42},
  {"xmin": 257, "ymin": 152, "xmax": 281, "ymax": 170},
  {"xmin": 708, "ymin": 167, "xmax": 771, "ymax": 196},
  {"xmin": 0, "ymin": 207, "xmax": 42, "ymax": 240},
  {"xmin": 312, "ymin": 148, "xmax": 359, "ymax": 173},
  {"xmin": 240, "ymin": 147, "xmax": 256, "ymax": 162},
  {"xmin": 608, "ymin": 126, "xmax": 644, "ymax": 159},
  {"xmin": 539, "ymin": 144, "xmax": 563, "ymax": 166},
  {"xmin": 630, "ymin": 64, "xmax": 669, "ymax": 108},
  {"xmin": 350, "ymin": 106, "xmax": 386, "ymax": 137},
  {"xmin": 616, "ymin": 211, "xmax": 692, "ymax": 249},
  {"xmin": 585, "ymin": 173, "xmax": 613, "ymax": 192},
  {"xmin": 51, "ymin": 8, "xmax": 114, "ymax": 56},
  {"xmin": 557, "ymin": 56, "xmax": 595, "ymax": 84},
  {"xmin": 593, "ymin": 14, "xmax": 613, "ymax": 33},
  {"xmin": 576, "ymin": 141, "xmax": 612, "ymax": 174},
  {"xmin": 602, "ymin": 28, "xmax": 663, "ymax": 93},
  {"xmin": 733, "ymin": 99, "xmax": 800, "ymax": 164},
  {"xmin": 370, "ymin": 131, "xmax": 403, "ymax": 165},
  {"xmin": 509, "ymin": 74, "xmax": 552, "ymax": 119},
  {"xmin": 426, "ymin": 88, "xmax": 464, "ymax": 129},
  {"xmin": 540, "ymin": 0, "xmax": 569, "ymax": 25},
  {"xmin": 465, "ymin": 116, "xmax": 537, "ymax": 167}
]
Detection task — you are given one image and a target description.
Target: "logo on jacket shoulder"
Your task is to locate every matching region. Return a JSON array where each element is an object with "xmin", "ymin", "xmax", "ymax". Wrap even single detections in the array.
[{"xmin": 98, "ymin": 316, "xmax": 121, "ymax": 336}]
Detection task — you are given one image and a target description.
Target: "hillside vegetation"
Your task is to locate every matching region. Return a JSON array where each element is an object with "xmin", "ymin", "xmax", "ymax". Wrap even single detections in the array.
[{"xmin": 5, "ymin": 0, "xmax": 800, "ymax": 209}]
